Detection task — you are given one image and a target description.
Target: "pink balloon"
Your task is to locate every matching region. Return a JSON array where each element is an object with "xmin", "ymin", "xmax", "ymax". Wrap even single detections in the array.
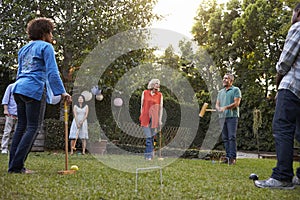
[{"xmin": 114, "ymin": 98, "xmax": 123, "ymax": 107}]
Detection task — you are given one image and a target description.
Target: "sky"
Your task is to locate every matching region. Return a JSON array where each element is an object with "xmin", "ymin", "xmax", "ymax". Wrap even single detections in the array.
[{"xmin": 151, "ymin": 0, "xmax": 229, "ymax": 38}]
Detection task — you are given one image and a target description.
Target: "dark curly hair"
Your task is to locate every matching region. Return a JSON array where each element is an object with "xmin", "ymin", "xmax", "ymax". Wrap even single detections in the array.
[{"xmin": 26, "ymin": 17, "xmax": 55, "ymax": 40}]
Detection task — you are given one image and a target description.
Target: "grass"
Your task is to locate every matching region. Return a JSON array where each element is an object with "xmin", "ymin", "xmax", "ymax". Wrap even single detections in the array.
[{"xmin": 0, "ymin": 152, "xmax": 299, "ymax": 200}]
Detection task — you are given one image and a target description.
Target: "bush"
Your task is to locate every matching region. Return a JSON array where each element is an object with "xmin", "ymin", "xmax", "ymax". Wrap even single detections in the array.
[{"xmin": 44, "ymin": 119, "xmax": 65, "ymax": 150}]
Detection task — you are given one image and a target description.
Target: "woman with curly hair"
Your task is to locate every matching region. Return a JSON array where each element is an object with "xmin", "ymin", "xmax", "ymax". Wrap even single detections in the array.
[{"xmin": 8, "ymin": 17, "xmax": 71, "ymax": 174}]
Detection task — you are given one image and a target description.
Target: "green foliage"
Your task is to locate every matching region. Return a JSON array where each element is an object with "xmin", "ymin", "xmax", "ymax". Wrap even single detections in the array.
[
  {"xmin": 191, "ymin": 0, "xmax": 295, "ymax": 152},
  {"xmin": 44, "ymin": 119, "xmax": 65, "ymax": 150},
  {"xmin": 0, "ymin": 153, "xmax": 300, "ymax": 199},
  {"xmin": 88, "ymin": 121, "xmax": 104, "ymax": 143},
  {"xmin": 0, "ymin": 0, "xmax": 159, "ymax": 89}
]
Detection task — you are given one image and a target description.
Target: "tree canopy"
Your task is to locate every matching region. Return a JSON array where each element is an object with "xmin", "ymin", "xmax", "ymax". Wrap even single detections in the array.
[
  {"xmin": 0, "ymin": 0, "xmax": 159, "ymax": 90},
  {"xmin": 191, "ymin": 0, "xmax": 298, "ymax": 151}
]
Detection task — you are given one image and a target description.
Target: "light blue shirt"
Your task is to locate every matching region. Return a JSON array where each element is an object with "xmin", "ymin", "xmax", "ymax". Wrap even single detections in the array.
[
  {"xmin": 13, "ymin": 40, "xmax": 66, "ymax": 102},
  {"xmin": 217, "ymin": 86, "xmax": 242, "ymax": 118},
  {"xmin": 1, "ymin": 83, "xmax": 17, "ymax": 116}
]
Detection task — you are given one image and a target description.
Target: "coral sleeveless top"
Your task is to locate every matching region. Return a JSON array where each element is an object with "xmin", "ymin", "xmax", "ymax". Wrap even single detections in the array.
[{"xmin": 139, "ymin": 90, "xmax": 162, "ymax": 128}]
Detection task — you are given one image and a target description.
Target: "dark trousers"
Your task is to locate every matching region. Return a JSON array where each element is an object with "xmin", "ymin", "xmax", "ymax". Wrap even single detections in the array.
[
  {"xmin": 219, "ymin": 117, "xmax": 238, "ymax": 159},
  {"xmin": 8, "ymin": 93, "xmax": 46, "ymax": 173},
  {"xmin": 271, "ymin": 89, "xmax": 300, "ymax": 182}
]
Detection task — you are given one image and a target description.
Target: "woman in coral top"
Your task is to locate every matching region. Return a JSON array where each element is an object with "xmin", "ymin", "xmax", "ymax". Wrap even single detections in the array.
[{"xmin": 139, "ymin": 79, "xmax": 163, "ymax": 160}]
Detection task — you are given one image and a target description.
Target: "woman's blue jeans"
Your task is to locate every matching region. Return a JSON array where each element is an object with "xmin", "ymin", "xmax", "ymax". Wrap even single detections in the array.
[
  {"xmin": 8, "ymin": 93, "xmax": 46, "ymax": 173},
  {"xmin": 271, "ymin": 89, "xmax": 300, "ymax": 182},
  {"xmin": 219, "ymin": 117, "xmax": 238, "ymax": 159},
  {"xmin": 143, "ymin": 126, "xmax": 156, "ymax": 159}
]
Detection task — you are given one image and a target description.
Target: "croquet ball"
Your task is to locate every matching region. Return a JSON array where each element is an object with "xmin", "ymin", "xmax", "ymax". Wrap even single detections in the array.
[
  {"xmin": 249, "ymin": 173, "xmax": 258, "ymax": 180},
  {"xmin": 70, "ymin": 165, "xmax": 79, "ymax": 171}
]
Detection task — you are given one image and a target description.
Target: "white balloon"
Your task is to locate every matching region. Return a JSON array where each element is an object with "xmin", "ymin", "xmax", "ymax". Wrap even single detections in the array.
[
  {"xmin": 81, "ymin": 90, "xmax": 92, "ymax": 101},
  {"xmin": 96, "ymin": 94, "xmax": 104, "ymax": 101},
  {"xmin": 114, "ymin": 98, "xmax": 123, "ymax": 107}
]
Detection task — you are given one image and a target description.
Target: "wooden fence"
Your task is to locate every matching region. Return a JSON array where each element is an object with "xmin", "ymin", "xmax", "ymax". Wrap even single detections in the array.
[{"xmin": 0, "ymin": 117, "xmax": 45, "ymax": 152}]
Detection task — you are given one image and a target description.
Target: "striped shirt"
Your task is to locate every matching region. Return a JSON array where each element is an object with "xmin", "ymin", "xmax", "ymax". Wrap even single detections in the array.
[{"xmin": 277, "ymin": 21, "xmax": 300, "ymax": 99}]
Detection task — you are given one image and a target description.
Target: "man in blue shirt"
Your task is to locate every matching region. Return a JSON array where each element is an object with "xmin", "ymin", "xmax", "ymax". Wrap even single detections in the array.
[
  {"xmin": 1, "ymin": 83, "xmax": 17, "ymax": 154},
  {"xmin": 255, "ymin": 3, "xmax": 300, "ymax": 189},
  {"xmin": 216, "ymin": 73, "xmax": 241, "ymax": 165}
]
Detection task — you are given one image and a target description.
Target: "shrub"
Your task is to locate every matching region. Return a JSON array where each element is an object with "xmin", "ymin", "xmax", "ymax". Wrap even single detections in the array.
[{"xmin": 44, "ymin": 119, "xmax": 65, "ymax": 150}]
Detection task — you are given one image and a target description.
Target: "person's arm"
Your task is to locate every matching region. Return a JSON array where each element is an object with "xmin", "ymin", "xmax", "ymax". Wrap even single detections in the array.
[
  {"xmin": 2, "ymin": 85, "xmax": 12, "ymax": 116},
  {"xmin": 276, "ymin": 24, "xmax": 300, "ymax": 86},
  {"xmin": 44, "ymin": 44, "xmax": 72, "ymax": 104},
  {"xmin": 215, "ymin": 99, "xmax": 221, "ymax": 112},
  {"xmin": 3, "ymin": 105, "xmax": 9, "ymax": 116},
  {"xmin": 224, "ymin": 98, "xmax": 241, "ymax": 110},
  {"xmin": 73, "ymin": 106, "xmax": 80, "ymax": 128},
  {"xmin": 140, "ymin": 91, "xmax": 145, "ymax": 113},
  {"xmin": 80, "ymin": 105, "xmax": 89, "ymax": 126},
  {"xmin": 159, "ymin": 95, "xmax": 163, "ymax": 127}
]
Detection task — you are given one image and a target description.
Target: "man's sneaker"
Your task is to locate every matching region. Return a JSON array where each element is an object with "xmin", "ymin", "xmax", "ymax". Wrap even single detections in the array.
[
  {"xmin": 21, "ymin": 168, "xmax": 36, "ymax": 174},
  {"xmin": 254, "ymin": 178, "xmax": 294, "ymax": 190},
  {"xmin": 8, "ymin": 168, "xmax": 35, "ymax": 174},
  {"xmin": 292, "ymin": 176, "xmax": 300, "ymax": 186},
  {"xmin": 219, "ymin": 157, "xmax": 229, "ymax": 164},
  {"xmin": 229, "ymin": 158, "xmax": 236, "ymax": 165},
  {"xmin": 1, "ymin": 149, "xmax": 8, "ymax": 154}
]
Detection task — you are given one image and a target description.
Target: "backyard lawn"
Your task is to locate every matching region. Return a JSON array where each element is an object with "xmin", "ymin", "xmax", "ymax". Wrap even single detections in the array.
[{"xmin": 0, "ymin": 152, "xmax": 299, "ymax": 199}]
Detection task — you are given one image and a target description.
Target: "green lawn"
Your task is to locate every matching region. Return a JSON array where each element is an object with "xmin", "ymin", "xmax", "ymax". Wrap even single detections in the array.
[{"xmin": 0, "ymin": 152, "xmax": 299, "ymax": 200}]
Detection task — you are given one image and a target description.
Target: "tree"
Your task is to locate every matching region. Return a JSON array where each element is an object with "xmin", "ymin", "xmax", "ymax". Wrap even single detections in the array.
[
  {"xmin": 191, "ymin": 0, "xmax": 294, "ymax": 151},
  {"xmin": 0, "ymin": 0, "xmax": 159, "ymax": 120},
  {"xmin": 0, "ymin": 0, "xmax": 159, "ymax": 90}
]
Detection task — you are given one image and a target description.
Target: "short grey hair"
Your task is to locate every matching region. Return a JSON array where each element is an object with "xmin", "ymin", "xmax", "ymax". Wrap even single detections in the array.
[
  {"xmin": 225, "ymin": 73, "xmax": 234, "ymax": 81},
  {"xmin": 147, "ymin": 79, "xmax": 160, "ymax": 90}
]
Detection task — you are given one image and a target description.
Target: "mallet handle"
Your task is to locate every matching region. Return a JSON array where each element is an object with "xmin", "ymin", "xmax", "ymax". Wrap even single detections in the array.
[
  {"xmin": 64, "ymin": 101, "xmax": 69, "ymax": 170},
  {"xmin": 206, "ymin": 109, "xmax": 216, "ymax": 112}
]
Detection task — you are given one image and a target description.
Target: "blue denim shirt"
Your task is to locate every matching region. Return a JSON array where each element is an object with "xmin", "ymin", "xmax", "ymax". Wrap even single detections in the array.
[
  {"xmin": 13, "ymin": 40, "xmax": 66, "ymax": 102},
  {"xmin": 1, "ymin": 83, "xmax": 17, "ymax": 116},
  {"xmin": 277, "ymin": 22, "xmax": 300, "ymax": 99}
]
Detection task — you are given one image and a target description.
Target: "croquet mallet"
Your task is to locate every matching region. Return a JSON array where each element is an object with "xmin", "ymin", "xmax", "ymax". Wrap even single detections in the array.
[
  {"xmin": 199, "ymin": 103, "xmax": 216, "ymax": 118},
  {"xmin": 71, "ymin": 127, "xmax": 80, "ymax": 150},
  {"xmin": 58, "ymin": 100, "xmax": 76, "ymax": 175}
]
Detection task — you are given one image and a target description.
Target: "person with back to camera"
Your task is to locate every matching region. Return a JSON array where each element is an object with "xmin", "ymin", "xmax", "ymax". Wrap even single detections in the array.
[
  {"xmin": 8, "ymin": 17, "xmax": 72, "ymax": 174},
  {"xmin": 215, "ymin": 73, "xmax": 242, "ymax": 165},
  {"xmin": 1, "ymin": 82, "xmax": 17, "ymax": 154},
  {"xmin": 69, "ymin": 95, "xmax": 89, "ymax": 155},
  {"xmin": 254, "ymin": 3, "xmax": 300, "ymax": 189},
  {"xmin": 139, "ymin": 79, "xmax": 163, "ymax": 160}
]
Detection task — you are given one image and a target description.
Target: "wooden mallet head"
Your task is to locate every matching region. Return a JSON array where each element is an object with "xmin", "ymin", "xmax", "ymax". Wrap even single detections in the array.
[{"xmin": 199, "ymin": 103, "xmax": 216, "ymax": 117}]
